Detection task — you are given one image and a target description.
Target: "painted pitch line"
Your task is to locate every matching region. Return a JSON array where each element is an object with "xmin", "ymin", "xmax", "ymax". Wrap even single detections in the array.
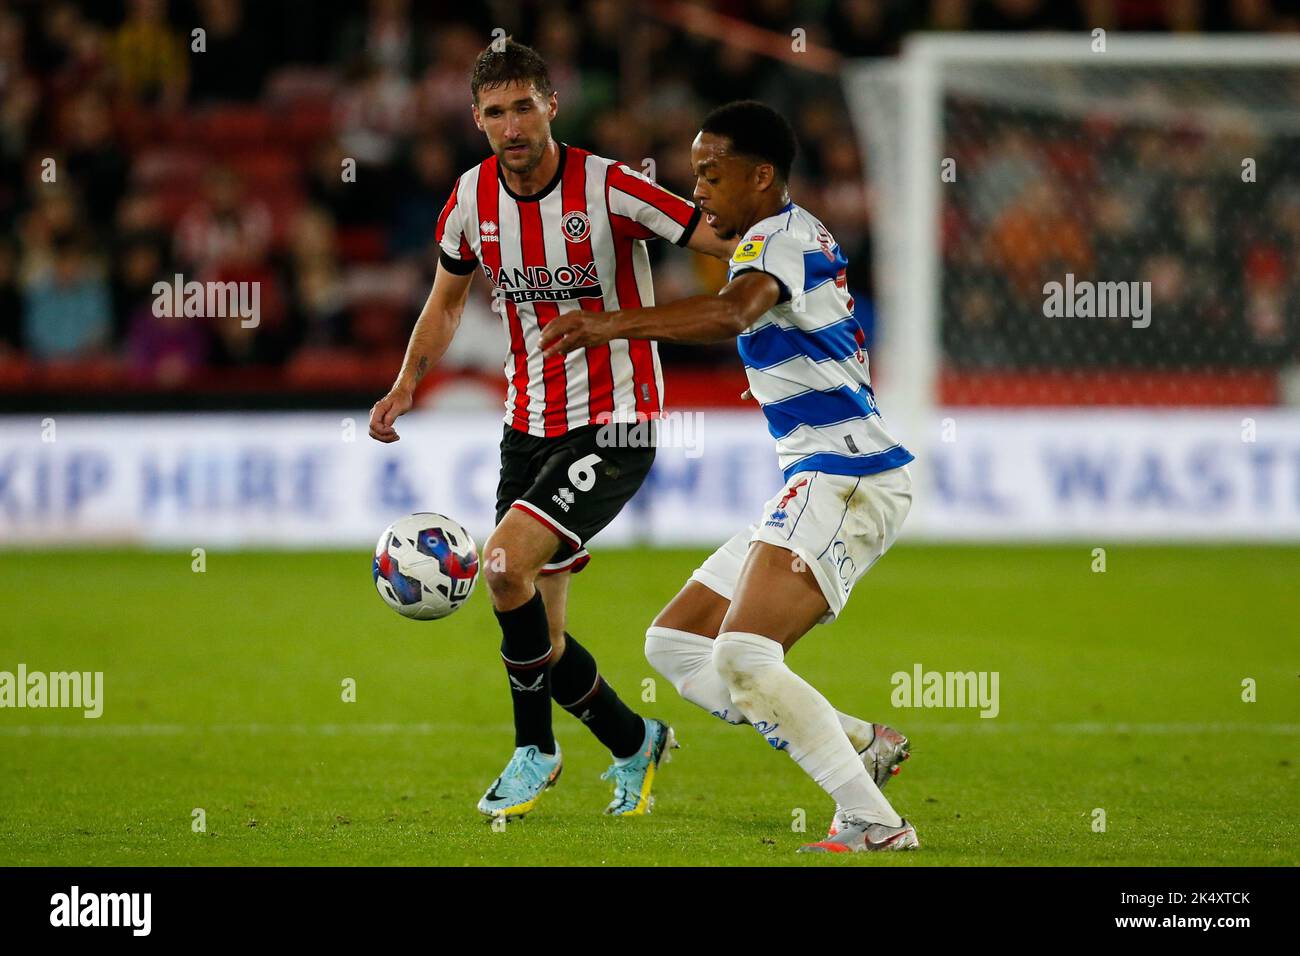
[{"xmin": 0, "ymin": 721, "xmax": 1297, "ymax": 738}]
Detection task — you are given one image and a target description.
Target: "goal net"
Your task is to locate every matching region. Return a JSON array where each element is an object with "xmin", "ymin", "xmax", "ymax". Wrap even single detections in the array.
[
  {"xmin": 842, "ymin": 36, "xmax": 1300, "ymax": 540},
  {"xmin": 845, "ymin": 35, "xmax": 1300, "ymax": 431}
]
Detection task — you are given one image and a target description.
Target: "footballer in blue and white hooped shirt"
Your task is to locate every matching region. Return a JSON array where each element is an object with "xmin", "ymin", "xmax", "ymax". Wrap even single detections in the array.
[
  {"xmin": 727, "ymin": 204, "xmax": 913, "ymax": 482},
  {"xmin": 541, "ymin": 100, "xmax": 920, "ymax": 855}
]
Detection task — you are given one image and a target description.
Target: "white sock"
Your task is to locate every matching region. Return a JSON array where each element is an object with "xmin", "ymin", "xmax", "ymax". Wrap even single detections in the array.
[
  {"xmin": 644, "ymin": 626, "xmax": 878, "ymax": 749},
  {"xmin": 712, "ymin": 631, "xmax": 902, "ymax": 828},
  {"xmin": 645, "ymin": 626, "xmax": 747, "ymax": 724}
]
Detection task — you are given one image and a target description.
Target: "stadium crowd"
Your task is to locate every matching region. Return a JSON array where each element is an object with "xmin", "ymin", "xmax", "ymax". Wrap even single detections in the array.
[{"xmin": 0, "ymin": 0, "xmax": 1297, "ymax": 403}]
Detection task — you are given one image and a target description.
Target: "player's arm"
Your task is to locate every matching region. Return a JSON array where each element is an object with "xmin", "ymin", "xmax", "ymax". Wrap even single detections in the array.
[
  {"xmin": 682, "ymin": 217, "xmax": 740, "ymax": 260},
  {"xmin": 607, "ymin": 163, "xmax": 737, "ymax": 260},
  {"xmin": 540, "ymin": 271, "xmax": 780, "ymax": 358},
  {"xmin": 368, "ymin": 263, "xmax": 474, "ymax": 443}
]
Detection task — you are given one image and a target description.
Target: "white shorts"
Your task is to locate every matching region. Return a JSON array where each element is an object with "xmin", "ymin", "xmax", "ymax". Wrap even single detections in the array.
[{"xmin": 689, "ymin": 465, "xmax": 912, "ymax": 624}]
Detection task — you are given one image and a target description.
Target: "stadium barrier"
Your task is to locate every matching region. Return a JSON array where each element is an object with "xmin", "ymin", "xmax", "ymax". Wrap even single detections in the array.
[{"xmin": 2, "ymin": 409, "xmax": 1298, "ymax": 547}]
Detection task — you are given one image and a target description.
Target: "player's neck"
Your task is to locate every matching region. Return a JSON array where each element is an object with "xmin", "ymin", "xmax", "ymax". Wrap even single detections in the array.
[
  {"xmin": 500, "ymin": 140, "xmax": 562, "ymax": 198},
  {"xmin": 742, "ymin": 190, "xmax": 792, "ymax": 234}
]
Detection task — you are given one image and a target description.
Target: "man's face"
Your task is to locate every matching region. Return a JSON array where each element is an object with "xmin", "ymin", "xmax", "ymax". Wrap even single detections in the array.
[
  {"xmin": 690, "ymin": 132, "xmax": 770, "ymax": 240},
  {"xmin": 473, "ymin": 80, "xmax": 557, "ymax": 176}
]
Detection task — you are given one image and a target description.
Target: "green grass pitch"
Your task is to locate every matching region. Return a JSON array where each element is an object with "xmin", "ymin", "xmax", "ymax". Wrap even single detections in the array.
[{"xmin": 1, "ymin": 545, "xmax": 1296, "ymax": 866}]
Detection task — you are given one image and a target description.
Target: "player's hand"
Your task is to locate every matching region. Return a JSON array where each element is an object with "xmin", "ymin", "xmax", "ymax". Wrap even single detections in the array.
[
  {"xmin": 369, "ymin": 385, "xmax": 414, "ymax": 443},
  {"xmin": 540, "ymin": 311, "xmax": 613, "ymax": 359}
]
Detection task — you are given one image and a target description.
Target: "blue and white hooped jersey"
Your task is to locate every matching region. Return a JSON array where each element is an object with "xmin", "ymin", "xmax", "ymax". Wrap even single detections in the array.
[{"xmin": 727, "ymin": 202, "xmax": 914, "ymax": 481}]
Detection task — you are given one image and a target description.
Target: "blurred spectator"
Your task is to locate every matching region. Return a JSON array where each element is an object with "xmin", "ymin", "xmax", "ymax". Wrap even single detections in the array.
[
  {"xmin": 340, "ymin": 0, "xmax": 416, "ymax": 79},
  {"xmin": 61, "ymin": 91, "xmax": 127, "ymax": 233},
  {"xmin": 0, "ymin": 0, "xmax": 1295, "ymax": 399},
  {"xmin": 125, "ymin": 300, "xmax": 210, "ymax": 386},
  {"xmin": 388, "ymin": 135, "xmax": 455, "ymax": 257},
  {"xmin": 113, "ymin": 231, "xmax": 170, "ymax": 342},
  {"xmin": 174, "ymin": 167, "xmax": 272, "ymax": 272},
  {"xmin": 334, "ymin": 56, "xmax": 413, "ymax": 167},
  {"xmin": 110, "ymin": 0, "xmax": 188, "ymax": 108},
  {"xmin": 22, "ymin": 235, "xmax": 112, "ymax": 359},
  {"xmin": 190, "ymin": 0, "xmax": 270, "ymax": 102}
]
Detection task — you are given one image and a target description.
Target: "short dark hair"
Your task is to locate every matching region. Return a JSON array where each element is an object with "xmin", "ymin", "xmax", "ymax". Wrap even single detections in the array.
[
  {"xmin": 699, "ymin": 100, "xmax": 798, "ymax": 182},
  {"xmin": 470, "ymin": 39, "xmax": 551, "ymax": 101}
]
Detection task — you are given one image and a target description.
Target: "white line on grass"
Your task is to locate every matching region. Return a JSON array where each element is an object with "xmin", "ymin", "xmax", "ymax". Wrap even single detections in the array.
[{"xmin": 0, "ymin": 721, "xmax": 1297, "ymax": 737}]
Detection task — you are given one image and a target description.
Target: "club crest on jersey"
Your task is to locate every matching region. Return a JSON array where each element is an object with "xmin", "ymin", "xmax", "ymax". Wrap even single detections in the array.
[
  {"xmin": 732, "ymin": 235, "xmax": 765, "ymax": 264},
  {"xmin": 486, "ymin": 262, "xmax": 603, "ymax": 303},
  {"xmin": 480, "ymin": 220, "xmax": 499, "ymax": 242},
  {"xmin": 562, "ymin": 210, "xmax": 591, "ymax": 243}
]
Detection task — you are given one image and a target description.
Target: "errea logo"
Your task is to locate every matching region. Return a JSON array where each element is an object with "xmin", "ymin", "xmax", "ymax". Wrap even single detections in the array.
[{"xmin": 480, "ymin": 220, "xmax": 499, "ymax": 242}]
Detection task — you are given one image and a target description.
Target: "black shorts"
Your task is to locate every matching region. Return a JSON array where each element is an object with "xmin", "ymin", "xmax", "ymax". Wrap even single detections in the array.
[{"xmin": 494, "ymin": 422, "xmax": 656, "ymax": 575}]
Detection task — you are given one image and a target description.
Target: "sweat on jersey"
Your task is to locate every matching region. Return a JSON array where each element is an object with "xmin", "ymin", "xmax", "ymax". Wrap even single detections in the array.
[
  {"xmin": 727, "ymin": 201, "xmax": 914, "ymax": 481},
  {"xmin": 435, "ymin": 143, "xmax": 701, "ymax": 437}
]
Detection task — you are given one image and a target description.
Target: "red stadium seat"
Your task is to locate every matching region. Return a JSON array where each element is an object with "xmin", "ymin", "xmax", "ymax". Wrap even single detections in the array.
[
  {"xmin": 279, "ymin": 102, "xmax": 337, "ymax": 150},
  {"xmin": 228, "ymin": 152, "xmax": 300, "ymax": 189},
  {"xmin": 132, "ymin": 148, "xmax": 208, "ymax": 190},
  {"xmin": 284, "ymin": 347, "xmax": 403, "ymax": 389},
  {"xmin": 201, "ymin": 106, "xmax": 276, "ymax": 148},
  {"xmin": 352, "ymin": 305, "xmax": 403, "ymax": 349},
  {"xmin": 336, "ymin": 227, "xmax": 388, "ymax": 264},
  {"xmin": 264, "ymin": 67, "xmax": 340, "ymax": 107}
]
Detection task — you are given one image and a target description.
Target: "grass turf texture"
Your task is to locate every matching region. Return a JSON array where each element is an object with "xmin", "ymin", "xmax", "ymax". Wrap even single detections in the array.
[{"xmin": 1, "ymin": 545, "xmax": 1296, "ymax": 867}]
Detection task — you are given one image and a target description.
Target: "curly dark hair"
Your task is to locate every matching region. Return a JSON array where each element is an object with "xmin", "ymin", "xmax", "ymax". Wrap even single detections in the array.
[
  {"xmin": 470, "ymin": 38, "xmax": 552, "ymax": 102},
  {"xmin": 699, "ymin": 100, "xmax": 798, "ymax": 182}
]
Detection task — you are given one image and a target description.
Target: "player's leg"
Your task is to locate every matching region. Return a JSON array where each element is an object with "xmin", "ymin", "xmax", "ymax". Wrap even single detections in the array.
[
  {"xmin": 475, "ymin": 423, "xmax": 579, "ymax": 820},
  {"xmin": 515, "ymin": 422, "xmax": 675, "ymax": 815},
  {"xmin": 476, "ymin": 506, "xmax": 567, "ymax": 819},
  {"xmin": 483, "ymin": 507, "xmax": 565, "ymax": 745},
  {"xmin": 644, "ymin": 537, "xmax": 909, "ymax": 786},
  {"xmin": 708, "ymin": 469, "xmax": 918, "ymax": 851},
  {"xmin": 712, "ymin": 541, "xmax": 910, "ymax": 845},
  {"xmin": 538, "ymin": 569, "xmax": 646, "ymax": 764}
]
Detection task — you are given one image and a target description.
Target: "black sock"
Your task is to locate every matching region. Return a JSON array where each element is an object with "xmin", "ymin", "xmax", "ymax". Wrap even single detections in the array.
[
  {"xmin": 495, "ymin": 590, "xmax": 556, "ymax": 753},
  {"xmin": 550, "ymin": 632, "xmax": 646, "ymax": 760}
]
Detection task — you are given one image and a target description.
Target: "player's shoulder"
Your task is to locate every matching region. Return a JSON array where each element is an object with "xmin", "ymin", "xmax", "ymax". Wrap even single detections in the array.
[
  {"xmin": 448, "ymin": 158, "xmax": 492, "ymax": 197},
  {"xmin": 735, "ymin": 204, "xmax": 845, "ymax": 270},
  {"xmin": 730, "ymin": 202, "xmax": 815, "ymax": 266}
]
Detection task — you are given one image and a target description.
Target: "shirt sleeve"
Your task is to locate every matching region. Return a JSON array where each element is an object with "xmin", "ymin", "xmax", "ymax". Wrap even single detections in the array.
[
  {"xmin": 435, "ymin": 179, "xmax": 478, "ymax": 275},
  {"xmin": 605, "ymin": 163, "xmax": 702, "ymax": 246},
  {"xmin": 728, "ymin": 229, "xmax": 801, "ymax": 304}
]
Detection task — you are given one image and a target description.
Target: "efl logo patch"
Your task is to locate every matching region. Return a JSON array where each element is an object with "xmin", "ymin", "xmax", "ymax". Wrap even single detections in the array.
[
  {"xmin": 562, "ymin": 210, "xmax": 591, "ymax": 243},
  {"xmin": 732, "ymin": 235, "xmax": 765, "ymax": 263}
]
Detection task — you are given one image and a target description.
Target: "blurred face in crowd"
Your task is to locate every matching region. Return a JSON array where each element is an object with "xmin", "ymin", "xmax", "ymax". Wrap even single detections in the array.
[
  {"xmin": 472, "ymin": 80, "xmax": 557, "ymax": 177},
  {"xmin": 690, "ymin": 131, "xmax": 778, "ymax": 241}
]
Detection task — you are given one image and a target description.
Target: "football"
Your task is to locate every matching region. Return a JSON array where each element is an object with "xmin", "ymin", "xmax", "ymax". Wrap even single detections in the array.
[{"xmin": 372, "ymin": 513, "xmax": 481, "ymax": 620}]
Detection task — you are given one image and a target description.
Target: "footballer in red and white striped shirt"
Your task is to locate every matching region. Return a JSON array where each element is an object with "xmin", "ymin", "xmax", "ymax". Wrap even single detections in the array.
[
  {"xmin": 436, "ymin": 145, "xmax": 701, "ymax": 436},
  {"xmin": 368, "ymin": 38, "xmax": 735, "ymax": 822}
]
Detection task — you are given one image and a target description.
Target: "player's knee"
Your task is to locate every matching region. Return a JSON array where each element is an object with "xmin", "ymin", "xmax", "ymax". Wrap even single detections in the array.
[
  {"xmin": 643, "ymin": 626, "xmax": 689, "ymax": 690},
  {"xmin": 711, "ymin": 632, "xmax": 752, "ymax": 691},
  {"xmin": 712, "ymin": 631, "xmax": 781, "ymax": 695},
  {"xmin": 481, "ymin": 544, "xmax": 536, "ymax": 602}
]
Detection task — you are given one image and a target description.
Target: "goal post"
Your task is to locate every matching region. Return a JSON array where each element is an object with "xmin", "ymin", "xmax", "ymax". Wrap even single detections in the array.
[{"xmin": 842, "ymin": 34, "xmax": 1300, "ymax": 540}]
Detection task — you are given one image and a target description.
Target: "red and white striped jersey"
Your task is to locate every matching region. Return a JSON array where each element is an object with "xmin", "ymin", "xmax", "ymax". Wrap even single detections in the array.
[{"xmin": 435, "ymin": 143, "xmax": 701, "ymax": 437}]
